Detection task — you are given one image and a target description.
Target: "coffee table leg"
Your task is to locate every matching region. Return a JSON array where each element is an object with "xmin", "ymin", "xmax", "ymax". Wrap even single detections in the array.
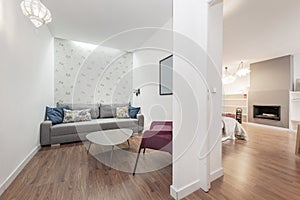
[
  {"xmin": 87, "ymin": 142, "xmax": 92, "ymax": 154},
  {"xmin": 109, "ymin": 145, "xmax": 115, "ymax": 170}
]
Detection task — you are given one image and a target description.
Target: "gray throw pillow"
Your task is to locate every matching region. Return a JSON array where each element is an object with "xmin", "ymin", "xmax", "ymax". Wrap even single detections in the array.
[
  {"xmin": 63, "ymin": 109, "xmax": 92, "ymax": 123},
  {"xmin": 57, "ymin": 103, "xmax": 100, "ymax": 119}
]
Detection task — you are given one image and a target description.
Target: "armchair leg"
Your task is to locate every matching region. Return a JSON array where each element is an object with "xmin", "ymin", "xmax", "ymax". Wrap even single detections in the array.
[
  {"xmin": 143, "ymin": 148, "xmax": 146, "ymax": 154},
  {"xmin": 133, "ymin": 147, "xmax": 142, "ymax": 176}
]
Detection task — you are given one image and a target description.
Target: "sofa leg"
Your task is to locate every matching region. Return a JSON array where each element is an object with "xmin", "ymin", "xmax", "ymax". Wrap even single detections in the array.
[{"xmin": 51, "ymin": 144, "xmax": 60, "ymax": 148}]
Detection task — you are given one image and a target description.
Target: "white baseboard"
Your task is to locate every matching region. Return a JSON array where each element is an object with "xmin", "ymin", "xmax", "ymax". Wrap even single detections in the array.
[
  {"xmin": 170, "ymin": 185, "xmax": 178, "ymax": 199},
  {"xmin": 170, "ymin": 168, "xmax": 224, "ymax": 200},
  {"xmin": 0, "ymin": 145, "xmax": 40, "ymax": 196},
  {"xmin": 210, "ymin": 167, "xmax": 224, "ymax": 182},
  {"xmin": 170, "ymin": 180, "xmax": 201, "ymax": 200}
]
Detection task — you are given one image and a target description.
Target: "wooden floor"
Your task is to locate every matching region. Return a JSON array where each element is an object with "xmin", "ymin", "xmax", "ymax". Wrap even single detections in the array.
[{"xmin": 1, "ymin": 123, "xmax": 300, "ymax": 200}]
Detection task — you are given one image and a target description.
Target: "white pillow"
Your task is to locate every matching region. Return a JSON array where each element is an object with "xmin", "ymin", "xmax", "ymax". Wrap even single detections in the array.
[{"xmin": 63, "ymin": 109, "xmax": 92, "ymax": 123}]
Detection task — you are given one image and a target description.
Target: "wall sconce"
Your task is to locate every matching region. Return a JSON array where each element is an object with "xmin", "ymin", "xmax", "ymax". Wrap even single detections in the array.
[{"xmin": 133, "ymin": 89, "xmax": 140, "ymax": 96}]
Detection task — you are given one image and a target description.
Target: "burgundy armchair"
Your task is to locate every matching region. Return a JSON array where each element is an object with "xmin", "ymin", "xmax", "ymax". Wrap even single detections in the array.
[{"xmin": 133, "ymin": 121, "xmax": 172, "ymax": 175}]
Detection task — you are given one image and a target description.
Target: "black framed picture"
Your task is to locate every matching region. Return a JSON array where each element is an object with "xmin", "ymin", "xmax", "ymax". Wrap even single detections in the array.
[{"xmin": 159, "ymin": 55, "xmax": 173, "ymax": 95}]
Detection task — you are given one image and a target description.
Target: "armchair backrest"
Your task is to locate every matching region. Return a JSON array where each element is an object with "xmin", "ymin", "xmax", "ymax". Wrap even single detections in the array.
[{"xmin": 150, "ymin": 121, "xmax": 172, "ymax": 131}]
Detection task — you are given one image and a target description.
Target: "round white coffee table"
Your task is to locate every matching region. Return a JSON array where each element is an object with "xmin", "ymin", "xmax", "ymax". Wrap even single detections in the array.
[{"xmin": 86, "ymin": 129, "xmax": 133, "ymax": 167}]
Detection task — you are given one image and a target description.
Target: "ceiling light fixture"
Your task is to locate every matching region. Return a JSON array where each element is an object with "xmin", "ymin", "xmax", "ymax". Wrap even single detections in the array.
[
  {"xmin": 222, "ymin": 67, "xmax": 236, "ymax": 85},
  {"xmin": 20, "ymin": 0, "xmax": 52, "ymax": 28},
  {"xmin": 236, "ymin": 61, "xmax": 250, "ymax": 77}
]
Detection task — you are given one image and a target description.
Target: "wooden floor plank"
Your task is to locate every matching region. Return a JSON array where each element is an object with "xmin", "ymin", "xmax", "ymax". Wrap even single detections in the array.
[{"xmin": 1, "ymin": 123, "xmax": 300, "ymax": 199}]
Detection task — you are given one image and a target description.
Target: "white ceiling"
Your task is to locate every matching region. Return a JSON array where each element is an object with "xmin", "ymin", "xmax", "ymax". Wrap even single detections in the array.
[
  {"xmin": 223, "ymin": 0, "xmax": 300, "ymax": 66},
  {"xmin": 45, "ymin": 0, "xmax": 300, "ymax": 65},
  {"xmin": 45, "ymin": 0, "xmax": 172, "ymax": 50}
]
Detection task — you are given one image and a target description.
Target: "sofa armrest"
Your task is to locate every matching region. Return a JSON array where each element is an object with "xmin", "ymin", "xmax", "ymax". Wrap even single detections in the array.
[
  {"xmin": 40, "ymin": 120, "xmax": 52, "ymax": 146},
  {"xmin": 137, "ymin": 114, "xmax": 144, "ymax": 134}
]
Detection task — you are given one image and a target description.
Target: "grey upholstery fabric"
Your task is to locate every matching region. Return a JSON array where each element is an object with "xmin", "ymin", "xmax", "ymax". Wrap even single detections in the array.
[
  {"xmin": 51, "ymin": 133, "xmax": 88, "ymax": 145},
  {"xmin": 98, "ymin": 118, "xmax": 138, "ymax": 130},
  {"xmin": 40, "ymin": 120, "xmax": 52, "ymax": 145},
  {"xmin": 137, "ymin": 114, "xmax": 144, "ymax": 133},
  {"xmin": 51, "ymin": 118, "xmax": 138, "ymax": 136},
  {"xmin": 40, "ymin": 103, "xmax": 144, "ymax": 146},
  {"xmin": 100, "ymin": 103, "xmax": 128, "ymax": 118},
  {"xmin": 57, "ymin": 103, "xmax": 100, "ymax": 119},
  {"xmin": 51, "ymin": 120, "xmax": 100, "ymax": 136}
]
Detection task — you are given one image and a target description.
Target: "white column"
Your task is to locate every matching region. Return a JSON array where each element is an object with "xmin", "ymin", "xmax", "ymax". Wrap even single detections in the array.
[
  {"xmin": 171, "ymin": 0, "xmax": 223, "ymax": 199},
  {"xmin": 207, "ymin": 1, "xmax": 224, "ymax": 183}
]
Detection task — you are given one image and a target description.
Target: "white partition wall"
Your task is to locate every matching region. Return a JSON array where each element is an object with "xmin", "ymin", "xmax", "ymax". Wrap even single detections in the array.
[
  {"xmin": 171, "ymin": 1, "xmax": 223, "ymax": 199},
  {"xmin": 0, "ymin": 0, "xmax": 54, "ymax": 195},
  {"xmin": 207, "ymin": 1, "xmax": 224, "ymax": 184},
  {"xmin": 132, "ymin": 20, "xmax": 173, "ymax": 127}
]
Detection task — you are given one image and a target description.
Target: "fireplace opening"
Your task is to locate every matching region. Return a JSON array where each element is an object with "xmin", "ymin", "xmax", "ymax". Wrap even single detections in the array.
[{"xmin": 253, "ymin": 105, "xmax": 281, "ymax": 121}]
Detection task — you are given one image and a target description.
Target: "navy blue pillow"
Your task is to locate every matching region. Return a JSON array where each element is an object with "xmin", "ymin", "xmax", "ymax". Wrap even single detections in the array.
[
  {"xmin": 128, "ymin": 105, "xmax": 140, "ymax": 119},
  {"xmin": 46, "ymin": 106, "xmax": 69, "ymax": 125}
]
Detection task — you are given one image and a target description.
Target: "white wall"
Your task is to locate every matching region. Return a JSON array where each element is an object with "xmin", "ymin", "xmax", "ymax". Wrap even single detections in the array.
[
  {"xmin": 0, "ymin": 0, "xmax": 54, "ymax": 195},
  {"xmin": 207, "ymin": 1, "xmax": 224, "ymax": 184},
  {"xmin": 223, "ymin": 62, "xmax": 250, "ymax": 95},
  {"xmin": 132, "ymin": 20, "xmax": 173, "ymax": 127},
  {"xmin": 223, "ymin": 75, "xmax": 250, "ymax": 94},
  {"xmin": 293, "ymin": 53, "xmax": 300, "ymax": 86},
  {"xmin": 171, "ymin": 0, "xmax": 223, "ymax": 199}
]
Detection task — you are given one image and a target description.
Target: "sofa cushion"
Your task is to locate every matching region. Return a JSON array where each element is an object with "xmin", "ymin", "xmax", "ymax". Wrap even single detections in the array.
[
  {"xmin": 57, "ymin": 103, "xmax": 100, "ymax": 119},
  {"xmin": 63, "ymin": 109, "xmax": 92, "ymax": 123},
  {"xmin": 46, "ymin": 106, "xmax": 69, "ymax": 125},
  {"xmin": 98, "ymin": 118, "xmax": 138, "ymax": 130},
  {"xmin": 116, "ymin": 106, "xmax": 130, "ymax": 118},
  {"xmin": 100, "ymin": 103, "xmax": 128, "ymax": 118},
  {"xmin": 51, "ymin": 118, "xmax": 138, "ymax": 136},
  {"xmin": 128, "ymin": 105, "xmax": 141, "ymax": 118}
]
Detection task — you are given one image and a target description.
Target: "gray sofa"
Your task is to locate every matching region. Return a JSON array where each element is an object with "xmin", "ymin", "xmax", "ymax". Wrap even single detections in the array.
[{"xmin": 40, "ymin": 103, "xmax": 144, "ymax": 146}]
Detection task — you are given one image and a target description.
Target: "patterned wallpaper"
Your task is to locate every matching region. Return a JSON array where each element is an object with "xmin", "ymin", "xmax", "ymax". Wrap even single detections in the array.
[{"xmin": 54, "ymin": 38, "xmax": 133, "ymax": 104}]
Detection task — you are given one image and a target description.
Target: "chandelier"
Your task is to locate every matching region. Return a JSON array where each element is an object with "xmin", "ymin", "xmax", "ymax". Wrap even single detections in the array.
[
  {"xmin": 222, "ymin": 67, "xmax": 236, "ymax": 85},
  {"xmin": 236, "ymin": 61, "xmax": 250, "ymax": 77},
  {"xmin": 20, "ymin": 0, "xmax": 52, "ymax": 28}
]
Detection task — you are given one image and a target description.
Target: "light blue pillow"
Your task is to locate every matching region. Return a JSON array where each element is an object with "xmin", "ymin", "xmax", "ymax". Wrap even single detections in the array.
[
  {"xmin": 128, "ymin": 105, "xmax": 140, "ymax": 118},
  {"xmin": 46, "ymin": 106, "xmax": 69, "ymax": 125}
]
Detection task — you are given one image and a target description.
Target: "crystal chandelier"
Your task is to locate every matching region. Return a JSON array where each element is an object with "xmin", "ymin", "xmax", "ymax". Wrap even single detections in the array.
[
  {"xmin": 222, "ymin": 67, "xmax": 236, "ymax": 85},
  {"xmin": 236, "ymin": 61, "xmax": 250, "ymax": 77},
  {"xmin": 20, "ymin": 0, "xmax": 52, "ymax": 28}
]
